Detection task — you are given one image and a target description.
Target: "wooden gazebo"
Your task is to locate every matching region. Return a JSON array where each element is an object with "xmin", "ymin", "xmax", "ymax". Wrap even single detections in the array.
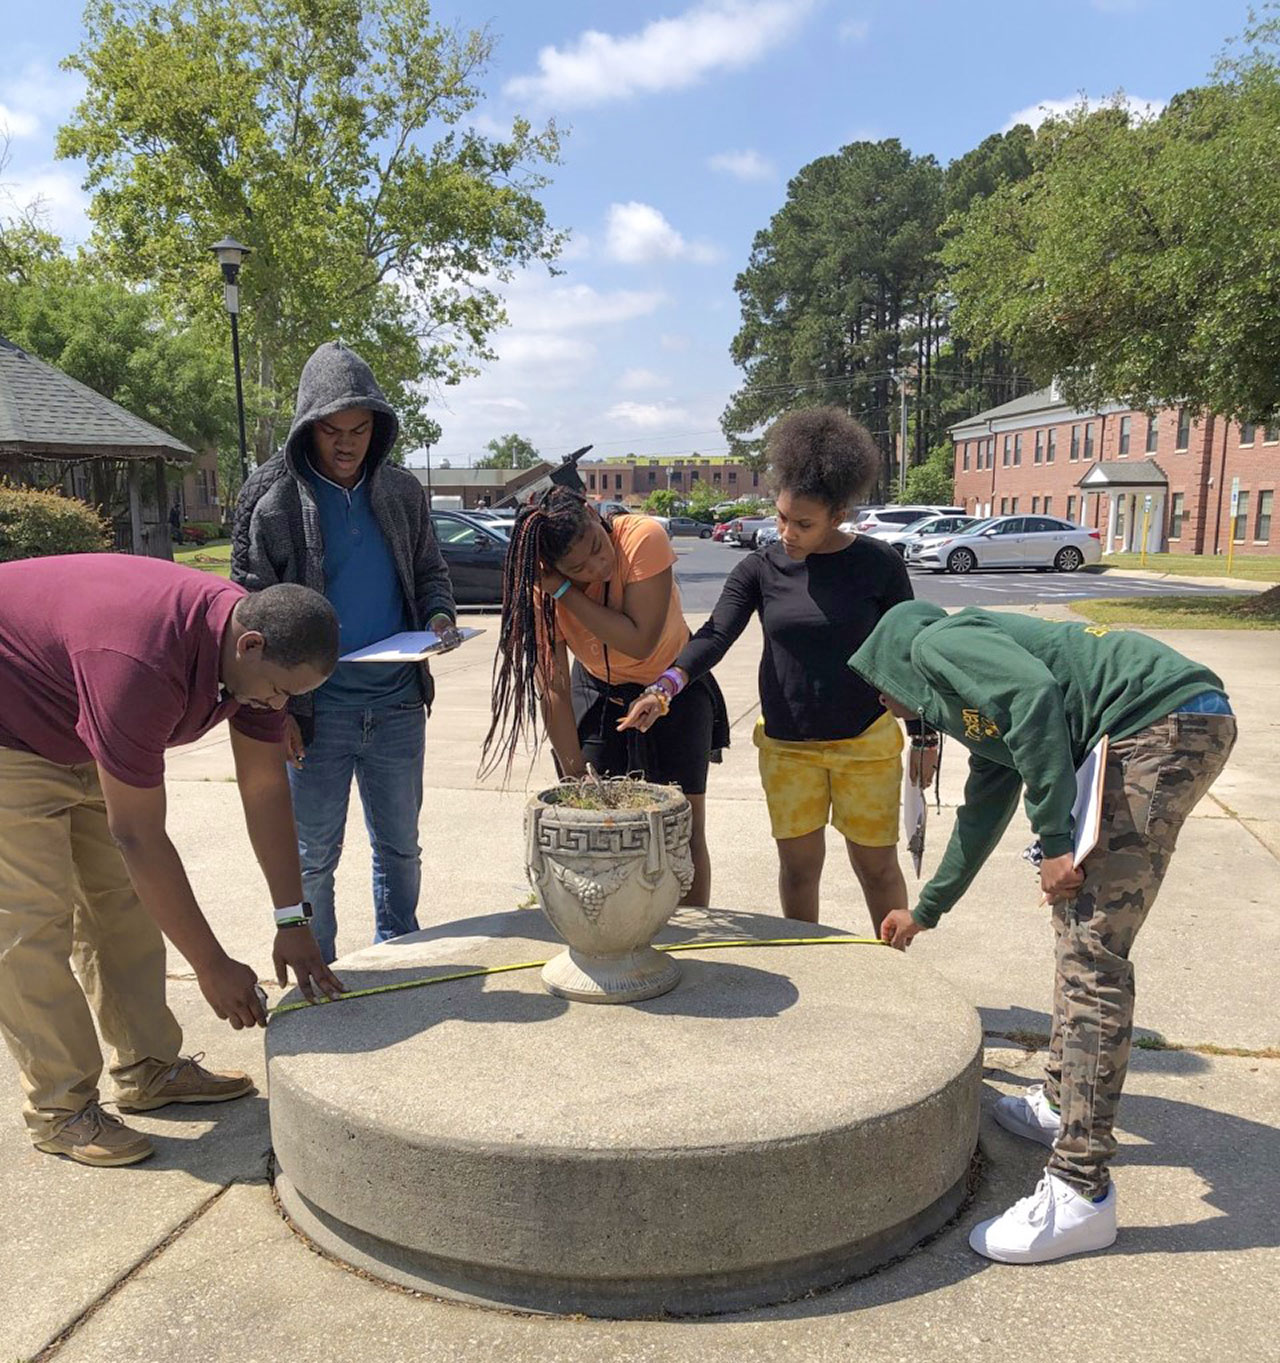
[{"xmin": 0, "ymin": 334, "xmax": 196, "ymax": 556}]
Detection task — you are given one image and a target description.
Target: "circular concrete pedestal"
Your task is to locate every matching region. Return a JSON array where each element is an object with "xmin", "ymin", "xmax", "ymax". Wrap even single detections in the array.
[{"xmin": 267, "ymin": 907, "xmax": 981, "ymax": 1318}]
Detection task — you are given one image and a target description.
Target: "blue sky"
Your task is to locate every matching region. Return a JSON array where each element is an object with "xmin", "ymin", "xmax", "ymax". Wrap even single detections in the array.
[{"xmin": 1, "ymin": 0, "xmax": 1254, "ymax": 466}]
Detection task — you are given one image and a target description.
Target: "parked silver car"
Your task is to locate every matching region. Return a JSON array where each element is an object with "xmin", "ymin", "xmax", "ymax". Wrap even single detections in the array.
[
  {"xmin": 913, "ymin": 515, "xmax": 1102, "ymax": 574},
  {"xmin": 884, "ymin": 514, "xmax": 978, "ymax": 557}
]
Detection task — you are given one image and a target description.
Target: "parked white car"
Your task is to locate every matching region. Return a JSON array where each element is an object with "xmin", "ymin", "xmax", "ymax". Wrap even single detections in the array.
[
  {"xmin": 844, "ymin": 504, "xmax": 965, "ymax": 536},
  {"xmin": 755, "ymin": 523, "xmax": 780, "ymax": 548},
  {"xmin": 881, "ymin": 513, "xmax": 978, "ymax": 557},
  {"xmin": 913, "ymin": 515, "xmax": 1102, "ymax": 574}
]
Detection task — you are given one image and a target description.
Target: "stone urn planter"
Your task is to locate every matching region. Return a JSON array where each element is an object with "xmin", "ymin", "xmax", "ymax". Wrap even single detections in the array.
[{"xmin": 524, "ymin": 780, "xmax": 694, "ymax": 1003}]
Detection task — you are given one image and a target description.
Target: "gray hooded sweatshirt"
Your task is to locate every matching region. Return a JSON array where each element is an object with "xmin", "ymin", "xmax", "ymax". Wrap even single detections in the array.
[{"xmin": 231, "ymin": 341, "xmax": 455, "ymax": 724}]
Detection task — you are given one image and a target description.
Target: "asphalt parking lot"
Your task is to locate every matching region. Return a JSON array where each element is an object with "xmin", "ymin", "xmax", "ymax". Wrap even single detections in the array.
[{"xmin": 673, "ymin": 538, "xmax": 1244, "ymax": 612}]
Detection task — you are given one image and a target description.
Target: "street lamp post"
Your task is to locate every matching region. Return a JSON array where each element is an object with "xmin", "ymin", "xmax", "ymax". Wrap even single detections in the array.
[{"xmin": 209, "ymin": 236, "xmax": 253, "ymax": 486}]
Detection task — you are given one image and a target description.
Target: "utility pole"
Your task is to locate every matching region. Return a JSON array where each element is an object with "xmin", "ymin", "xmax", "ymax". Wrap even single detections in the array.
[
  {"xmin": 424, "ymin": 443, "xmax": 433, "ymax": 507},
  {"xmin": 899, "ymin": 377, "xmax": 909, "ymax": 500}
]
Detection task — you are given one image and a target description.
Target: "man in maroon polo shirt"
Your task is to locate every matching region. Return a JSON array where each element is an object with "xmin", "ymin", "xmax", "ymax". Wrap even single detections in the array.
[{"xmin": 0, "ymin": 554, "xmax": 344, "ymax": 1167}]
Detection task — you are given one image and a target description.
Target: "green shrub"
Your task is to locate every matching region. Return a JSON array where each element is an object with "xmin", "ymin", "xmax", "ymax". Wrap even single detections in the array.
[{"xmin": 0, "ymin": 485, "xmax": 112, "ymax": 562}]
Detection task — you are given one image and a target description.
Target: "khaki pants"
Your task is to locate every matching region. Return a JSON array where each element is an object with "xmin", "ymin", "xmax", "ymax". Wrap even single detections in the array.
[
  {"xmin": 1045, "ymin": 711, "xmax": 1237, "ymax": 1197},
  {"xmin": 0, "ymin": 748, "xmax": 182, "ymax": 1140}
]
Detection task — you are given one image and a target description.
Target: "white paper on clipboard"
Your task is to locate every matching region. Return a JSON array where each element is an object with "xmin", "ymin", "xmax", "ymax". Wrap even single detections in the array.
[
  {"xmin": 340, "ymin": 627, "xmax": 485, "ymax": 663},
  {"xmin": 1071, "ymin": 735, "xmax": 1108, "ymax": 867},
  {"xmin": 904, "ymin": 775, "xmax": 927, "ymax": 878}
]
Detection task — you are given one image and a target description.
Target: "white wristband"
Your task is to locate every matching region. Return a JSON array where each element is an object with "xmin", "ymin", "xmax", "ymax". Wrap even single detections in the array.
[{"xmin": 273, "ymin": 903, "xmax": 309, "ymax": 926}]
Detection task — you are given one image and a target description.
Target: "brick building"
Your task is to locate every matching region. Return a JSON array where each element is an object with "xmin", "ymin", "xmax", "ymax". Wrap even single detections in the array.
[
  {"xmin": 951, "ymin": 387, "xmax": 1277, "ymax": 556},
  {"xmin": 580, "ymin": 454, "xmax": 765, "ymax": 506}
]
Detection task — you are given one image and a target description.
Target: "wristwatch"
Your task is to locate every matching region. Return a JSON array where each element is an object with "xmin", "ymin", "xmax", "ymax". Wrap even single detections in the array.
[{"xmin": 273, "ymin": 901, "xmax": 313, "ymax": 929}]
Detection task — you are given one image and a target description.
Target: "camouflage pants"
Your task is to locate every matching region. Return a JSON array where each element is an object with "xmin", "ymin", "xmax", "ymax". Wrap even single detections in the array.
[{"xmin": 1044, "ymin": 710, "xmax": 1236, "ymax": 1197}]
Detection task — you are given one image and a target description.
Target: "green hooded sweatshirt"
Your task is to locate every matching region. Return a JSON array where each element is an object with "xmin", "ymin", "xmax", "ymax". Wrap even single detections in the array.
[{"xmin": 848, "ymin": 602, "xmax": 1224, "ymax": 928}]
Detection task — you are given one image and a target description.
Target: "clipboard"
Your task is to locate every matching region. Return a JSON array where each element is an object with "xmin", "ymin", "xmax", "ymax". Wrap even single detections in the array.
[
  {"xmin": 340, "ymin": 627, "xmax": 485, "ymax": 664},
  {"xmin": 1071, "ymin": 735, "xmax": 1108, "ymax": 867}
]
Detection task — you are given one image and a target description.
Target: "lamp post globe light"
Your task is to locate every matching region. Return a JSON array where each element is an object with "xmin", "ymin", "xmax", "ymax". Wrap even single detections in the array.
[{"xmin": 208, "ymin": 235, "xmax": 252, "ymax": 485}]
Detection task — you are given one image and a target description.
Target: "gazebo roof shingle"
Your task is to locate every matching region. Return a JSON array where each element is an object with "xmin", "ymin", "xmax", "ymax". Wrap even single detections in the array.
[{"xmin": 0, "ymin": 335, "xmax": 195, "ymax": 463}]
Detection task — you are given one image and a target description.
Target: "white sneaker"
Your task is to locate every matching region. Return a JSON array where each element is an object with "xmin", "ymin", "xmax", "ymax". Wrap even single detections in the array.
[
  {"xmin": 969, "ymin": 1173, "xmax": 1117, "ymax": 1263},
  {"xmin": 993, "ymin": 1085, "xmax": 1061, "ymax": 1148}
]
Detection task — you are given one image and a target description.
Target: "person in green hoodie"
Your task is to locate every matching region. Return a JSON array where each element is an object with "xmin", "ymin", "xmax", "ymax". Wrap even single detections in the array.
[{"xmin": 849, "ymin": 602, "xmax": 1236, "ymax": 1266}]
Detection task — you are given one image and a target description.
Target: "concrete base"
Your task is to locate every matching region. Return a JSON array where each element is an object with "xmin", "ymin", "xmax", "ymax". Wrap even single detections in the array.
[
  {"xmin": 266, "ymin": 907, "xmax": 982, "ymax": 1318},
  {"xmin": 541, "ymin": 944, "xmax": 682, "ymax": 1003}
]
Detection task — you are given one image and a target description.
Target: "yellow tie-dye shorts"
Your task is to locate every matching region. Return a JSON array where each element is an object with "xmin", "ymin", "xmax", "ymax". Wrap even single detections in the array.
[{"xmin": 752, "ymin": 711, "xmax": 903, "ymax": 846}]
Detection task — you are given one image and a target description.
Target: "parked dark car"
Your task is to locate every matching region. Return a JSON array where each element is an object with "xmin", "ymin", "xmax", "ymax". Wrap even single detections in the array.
[
  {"xmin": 430, "ymin": 510, "xmax": 508, "ymax": 605},
  {"xmin": 666, "ymin": 515, "xmax": 713, "ymax": 538}
]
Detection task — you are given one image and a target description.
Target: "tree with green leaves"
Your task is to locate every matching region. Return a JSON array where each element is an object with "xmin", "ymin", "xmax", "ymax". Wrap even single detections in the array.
[
  {"xmin": 721, "ymin": 133, "xmax": 1036, "ymax": 490},
  {"xmin": 897, "ymin": 443, "xmax": 955, "ymax": 506},
  {"xmin": 642, "ymin": 488, "xmax": 679, "ymax": 516},
  {"xmin": 476, "ymin": 432, "xmax": 541, "ymax": 469},
  {"xmin": 944, "ymin": 14, "xmax": 1280, "ymax": 423},
  {"xmin": 58, "ymin": 0, "xmax": 563, "ymax": 464}
]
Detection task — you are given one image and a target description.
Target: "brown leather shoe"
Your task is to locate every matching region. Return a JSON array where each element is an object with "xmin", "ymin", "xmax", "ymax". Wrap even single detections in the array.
[
  {"xmin": 116, "ymin": 1053, "xmax": 255, "ymax": 1113},
  {"xmin": 35, "ymin": 1103, "xmax": 154, "ymax": 1167}
]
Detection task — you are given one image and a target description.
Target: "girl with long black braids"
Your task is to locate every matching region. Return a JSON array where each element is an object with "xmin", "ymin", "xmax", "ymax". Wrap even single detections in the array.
[{"xmin": 482, "ymin": 489, "xmax": 727, "ymax": 905}]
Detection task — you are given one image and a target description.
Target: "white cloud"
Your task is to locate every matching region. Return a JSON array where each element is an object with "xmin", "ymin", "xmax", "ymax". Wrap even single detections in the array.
[
  {"xmin": 661, "ymin": 333, "xmax": 692, "ymax": 352},
  {"xmin": 604, "ymin": 202, "xmax": 720, "ymax": 265},
  {"xmin": 1, "ymin": 166, "xmax": 91, "ymax": 241},
  {"xmin": 606, "ymin": 401, "xmax": 694, "ymax": 430},
  {"xmin": 507, "ymin": 278, "xmax": 666, "ymax": 332},
  {"xmin": 1003, "ymin": 92, "xmax": 1166, "ymax": 133},
  {"xmin": 0, "ymin": 103, "xmax": 39, "ymax": 139},
  {"xmin": 617, "ymin": 368, "xmax": 669, "ymax": 392},
  {"xmin": 838, "ymin": 18, "xmax": 871, "ymax": 44},
  {"xmin": 707, "ymin": 148, "xmax": 775, "ymax": 182},
  {"xmin": 503, "ymin": 0, "xmax": 815, "ymax": 108}
]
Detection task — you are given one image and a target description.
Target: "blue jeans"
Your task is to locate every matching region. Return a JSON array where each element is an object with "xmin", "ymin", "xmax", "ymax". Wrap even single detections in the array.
[{"xmin": 288, "ymin": 703, "xmax": 425, "ymax": 963}]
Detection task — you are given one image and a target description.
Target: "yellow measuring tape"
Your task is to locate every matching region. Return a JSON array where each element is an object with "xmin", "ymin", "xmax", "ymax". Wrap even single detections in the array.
[{"xmin": 270, "ymin": 935, "xmax": 886, "ymax": 1020}]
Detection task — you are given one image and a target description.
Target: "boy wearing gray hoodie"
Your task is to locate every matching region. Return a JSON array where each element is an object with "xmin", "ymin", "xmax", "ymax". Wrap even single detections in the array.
[{"xmin": 233, "ymin": 341, "xmax": 458, "ymax": 962}]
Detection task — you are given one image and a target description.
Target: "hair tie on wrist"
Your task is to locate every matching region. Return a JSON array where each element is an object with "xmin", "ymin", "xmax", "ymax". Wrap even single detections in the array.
[{"xmin": 551, "ymin": 579, "xmax": 571, "ymax": 600}]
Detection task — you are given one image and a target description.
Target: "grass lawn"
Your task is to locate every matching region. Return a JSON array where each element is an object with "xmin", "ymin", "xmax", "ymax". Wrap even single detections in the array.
[
  {"xmin": 174, "ymin": 538, "xmax": 231, "ymax": 578},
  {"xmin": 1101, "ymin": 551, "xmax": 1280, "ymax": 583},
  {"xmin": 1071, "ymin": 586, "xmax": 1280, "ymax": 630}
]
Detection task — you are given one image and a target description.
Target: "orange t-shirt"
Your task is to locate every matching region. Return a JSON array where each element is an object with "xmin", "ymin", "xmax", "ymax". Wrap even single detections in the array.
[{"xmin": 556, "ymin": 514, "xmax": 690, "ymax": 685}]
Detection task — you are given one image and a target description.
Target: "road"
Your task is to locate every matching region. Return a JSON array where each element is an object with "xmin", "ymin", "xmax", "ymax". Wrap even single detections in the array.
[{"xmin": 671, "ymin": 537, "xmax": 1242, "ymax": 612}]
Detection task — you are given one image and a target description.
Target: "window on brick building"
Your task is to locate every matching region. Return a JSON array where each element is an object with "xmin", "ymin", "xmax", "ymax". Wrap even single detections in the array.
[
  {"xmin": 1032, "ymin": 496, "xmax": 1040, "ymax": 512},
  {"xmin": 1169, "ymin": 492, "xmax": 1185, "ymax": 540},
  {"xmin": 1047, "ymin": 428, "xmax": 1057, "ymax": 463},
  {"xmin": 588, "ymin": 472, "xmax": 596, "ymax": 489},
  {"xmin": 1044, "ymin": 496, "xmax": 1053, "ymax": 515},
  {"xmin": 1070, "ymin": 426, "xmax": 1080, "ymax": 461},
  {"xmin": 615, "ymin": 473, "xmax": 623, "ymax": 490},
  {"xmin": 1000, "ymin": 497, "xmax": 1010, "ymax": 514},
  {"xmin": 752, "ymin": 472, "xmax": 760, "ymax": 487},
  {"xmin": 1256, "ymin": 490, "xmax": 1273, "ymax": 542},
  {"xmin": 1233, "ymin": 491, "xmax": 1250, "ymax": 542},
  {"xmin": 1119, "ymin": 416, "xmax": 1131, "ymax": 455},
  {"xmin": 1265, "ymin": 421, "xmax": 1280, "ymax": 444},
  {"xmin": 1084, "ymin": 423, "xmax": 1095, "ymax": 459},
  {"xmin": 1014, "ymin": 434, "xmax": 1022, "ymax": 466},
  {"xmin": 728, "ymin": 469, "xmax": 737, "ymax": 482},
  {"xmin": 1066, "ymin": 494, "xmax": 1077, "ymax": 522},
  {"xmin": 671, "ymin": 472, "xmax": 681, "ymax": 485},
  {"xmin": 1011, "ymin": 497, "xmax": 1019, "ymax": 512},
  {"xmin": 1146, "ymin": 415, "xmax": 1159, "ymax": 453},
  {"xmin": 1176, "ymin": 408, "xmax": 1191, "ymax": 450},
  {"xmin": 1002, "ymin": 435, "xmax": 1011, "ymax": 466},
  {"xmin": 986, "ymin": 438, "xmax": 994, "ymax": 468},
  {"xmin": 1034, "ymin": 431, "xmax": 1043, "ymax": 464},
  {"xmin": 690, "ymin": 471, "xmax": 699, "ymax": 483},
  {"xmin": 713, "ymin": 470, "xmax": 722, "ymax": 483},
  {"xmin": 962, "ymin": 442, "xmax": 970, "ymax": 471},
  {"xmin": 1240, "ymin": 423, "xmax": 1256, "ymax": 446}
]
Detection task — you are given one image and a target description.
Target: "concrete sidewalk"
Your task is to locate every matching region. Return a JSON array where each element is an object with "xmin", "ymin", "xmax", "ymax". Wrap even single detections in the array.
[{"xmin": 3, "ymin": 612, "xmax": 1277, "ymax": 1362}]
